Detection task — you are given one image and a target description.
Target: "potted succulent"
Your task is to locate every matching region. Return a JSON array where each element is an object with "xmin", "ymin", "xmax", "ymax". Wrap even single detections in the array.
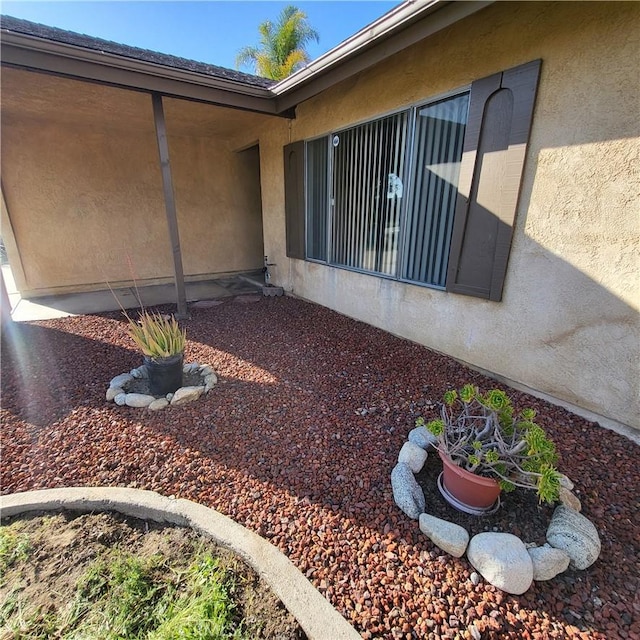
[
  {"xmin": 416, "ymin": 384, "xmax": 561, "ymax": 512},
  {"xmin": 125, "ymin": 310, "xmax": 186, "ymax": 396}
]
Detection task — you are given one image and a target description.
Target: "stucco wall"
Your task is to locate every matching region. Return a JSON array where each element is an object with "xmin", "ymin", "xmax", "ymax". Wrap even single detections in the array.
[
  {"xmin": 165, "ymin": 98, "xmax": 265, "ymax": 278},
  {"xmin": 1, "ymin": 71, "xmax": 270, "ymax": 295},
  {"xmin": 259, "ymin": 1, "xmax": 640, "ymax": 429}
]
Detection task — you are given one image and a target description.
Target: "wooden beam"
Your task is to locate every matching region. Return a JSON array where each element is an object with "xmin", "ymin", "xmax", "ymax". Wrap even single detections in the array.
[
  {"xmin": 151, "ymin": 92, "xmax": 188, "ymax": 319},
  {"xmin": 1, "ymin": 43, "xmax": 287, "ymax": 117}
]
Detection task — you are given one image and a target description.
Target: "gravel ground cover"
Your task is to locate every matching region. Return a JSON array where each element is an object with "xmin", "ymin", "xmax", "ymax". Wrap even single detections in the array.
[{"xmin": 1, "ymin": 296, "xmax": 638, "ymax": 639}]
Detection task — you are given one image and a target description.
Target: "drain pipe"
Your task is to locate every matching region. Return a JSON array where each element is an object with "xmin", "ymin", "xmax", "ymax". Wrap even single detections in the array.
[
  {"xmin": 263, "ymin": 255, "xmax": 276, "ymax": 285},
  {"xmin": 263, "ymin": 256, "xmax": 283, "ymax": 297}
]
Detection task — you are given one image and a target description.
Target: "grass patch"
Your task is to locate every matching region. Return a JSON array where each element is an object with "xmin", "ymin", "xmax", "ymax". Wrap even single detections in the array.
[
  {"xmin": 150, "ymin": 554, "xmax": 242, "ymax": 639},
  {"xmin": 2, "ymin": 543, "xmax": 246, "ymax": 639},
  {"xmin": 0, "ymin": 529, "xmax": 31, "ymax": 580},
  {"xmin": 1, "ymin": 513, "xmax": 302, "ymax": 639}
]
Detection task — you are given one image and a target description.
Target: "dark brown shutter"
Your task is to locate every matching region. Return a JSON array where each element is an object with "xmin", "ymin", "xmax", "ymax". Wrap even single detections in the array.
[
  {"xmin": 283, "ymin": 141, "xmax": 306, "ymax": 259},
  {"xmin": 446, "ymin": 59, "xmax": 541, "ymax": 301}
]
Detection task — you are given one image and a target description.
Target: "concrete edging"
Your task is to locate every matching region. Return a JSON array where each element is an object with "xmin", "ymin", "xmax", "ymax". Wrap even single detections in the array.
[{"xmin": 0, "ymin": 487, "xmax": 360, "ymax": 640}]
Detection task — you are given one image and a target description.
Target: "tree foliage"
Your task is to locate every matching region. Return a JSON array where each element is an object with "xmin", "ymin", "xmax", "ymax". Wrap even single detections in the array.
[{"xmin": 236, "ymin": 5, "xmax": 319, "ymax": 80}]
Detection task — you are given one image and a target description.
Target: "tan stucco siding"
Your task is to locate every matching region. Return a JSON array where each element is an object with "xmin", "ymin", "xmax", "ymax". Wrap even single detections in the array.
[
  {"xmin": 1, "ymin": 93, "xmax": 169, "ymax": 290},
  {"xmin": 259, "ymin": 1, "xmax": 640, "ymax": 429},
  {"xmin": 253, "ymin": 122, "xmax": 291, "ymax": 277},
  {"xmin": 165, "ymin": 129, "xmax": 264, "ymax": 277},
  {"xmin": 1, "ymin": 72, "xmax": 272, "ymax": 295}
]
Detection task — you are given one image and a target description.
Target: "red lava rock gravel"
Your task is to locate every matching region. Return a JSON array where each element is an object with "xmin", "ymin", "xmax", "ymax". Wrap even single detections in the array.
[{"xmin": 1, "ymin": 296, "xmax": 638, "ymax": 639}]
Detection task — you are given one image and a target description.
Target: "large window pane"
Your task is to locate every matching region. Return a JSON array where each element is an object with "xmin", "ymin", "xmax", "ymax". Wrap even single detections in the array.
[
  {"xmin": 402, "ymin": 93, "xmax": 469, "ymax": 286},
  {"xmin": 306, "ymin": 138, "xmax": 329, "ymax": 261},
  {"xmin": 331, "ymin": 112, "xmax": 408, "ymax": 276},
  {"xmin": 304, "ymin": 92, "xmax": 468, "ymax": 288}
]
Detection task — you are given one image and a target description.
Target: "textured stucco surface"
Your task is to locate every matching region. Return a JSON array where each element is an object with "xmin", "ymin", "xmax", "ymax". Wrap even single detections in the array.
[
  {"xmin": 1, "ymin": 70, "xmax": 271, "ymax": 293},
  {"xmin": 257, "ymin": 1, "xmax": 640, "ymax": 429}
]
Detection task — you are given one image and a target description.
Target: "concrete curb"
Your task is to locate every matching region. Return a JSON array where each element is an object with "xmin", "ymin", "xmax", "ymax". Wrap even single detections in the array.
[{"xmin": 0, "ymin": 487, "xmax": 360, "ymax": 640}]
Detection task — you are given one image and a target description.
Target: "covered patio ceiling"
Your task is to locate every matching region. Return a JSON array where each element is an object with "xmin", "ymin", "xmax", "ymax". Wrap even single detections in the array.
[{"xmin": 1, "ymin": 66, "xmax": 277, "ymax": 141}]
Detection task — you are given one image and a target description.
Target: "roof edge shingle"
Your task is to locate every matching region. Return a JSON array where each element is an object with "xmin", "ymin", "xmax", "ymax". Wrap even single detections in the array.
[{"xmin": 0, "ymin": 14, "xmax": 276, "ymax": 90}]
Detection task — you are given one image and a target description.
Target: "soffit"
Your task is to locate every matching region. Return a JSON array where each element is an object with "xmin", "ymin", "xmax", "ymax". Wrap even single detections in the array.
[
  {"xmin": 1, "ymin": 67, "xmax": 155, "ymax": 133},
  {"xmin": 162, "ymin": 97, "xmax": 276, "ymax": 139},
  {"xmin": 0, "ymin": 27, "xmax": 282, "ymax": 117},
  {"xmin": 1, "ymin": 67, "xmax": 274, "ymax": 140}
]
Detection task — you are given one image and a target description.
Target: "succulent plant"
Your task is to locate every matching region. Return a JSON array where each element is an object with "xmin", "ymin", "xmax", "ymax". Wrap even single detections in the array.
[{"xmin": 416, "ymin": 384, "xmax": 561, "ymax": 504}]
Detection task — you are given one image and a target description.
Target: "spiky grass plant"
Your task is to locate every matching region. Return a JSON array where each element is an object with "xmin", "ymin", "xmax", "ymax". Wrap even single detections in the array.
[
  {"xmin": 105, "ymin": 266, "xmax": 186, "ymax": 361},
  {"xmin": 125, "ymin": 310, "xmax": 186, "ymax": 360},
  {"xmin": 416, "ymin": 384, "xmax": 561, "ymax": 504}
]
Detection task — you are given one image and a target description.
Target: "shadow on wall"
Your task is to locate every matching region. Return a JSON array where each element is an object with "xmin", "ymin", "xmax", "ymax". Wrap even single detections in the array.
[
  {"xmin": 447, "ymin": 80, "xmax": 638, "ymax": 425},
  {"xmin": 316, "ymin": 110, "xmax": 639, "ymax": 428},
  {"xmin": 450, "ymin": 156, "xmax": 637, "ymax": 426}
]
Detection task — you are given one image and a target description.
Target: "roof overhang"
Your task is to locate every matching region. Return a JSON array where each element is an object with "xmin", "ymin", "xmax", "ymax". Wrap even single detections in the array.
[
  {"xmin": 0, "ymin": 30, "xmax": 285, "ymax": 116},
  {"xmin": 1, "ymin": 0, "xmax": 495, "ymax": 118},
  {"xmin": 271, "ymin": 0, "xmax": 494, "ymax": 112}
]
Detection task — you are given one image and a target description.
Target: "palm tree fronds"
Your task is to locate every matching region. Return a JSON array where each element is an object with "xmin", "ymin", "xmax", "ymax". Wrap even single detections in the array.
[{"xmin": 236, "ymin": 5, "xmax": 319, "ymax": 80}]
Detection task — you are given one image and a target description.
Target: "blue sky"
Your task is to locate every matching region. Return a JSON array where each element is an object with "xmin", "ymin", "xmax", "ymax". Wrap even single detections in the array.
[{"xmin": 1, "ymin": 1, "xmax": 399, "ymax": 72}]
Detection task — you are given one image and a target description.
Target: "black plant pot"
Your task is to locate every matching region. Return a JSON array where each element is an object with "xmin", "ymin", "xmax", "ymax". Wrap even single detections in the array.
[{"xmin": 144, "ymin": 353, "xmax": 184, "ymax": 396}]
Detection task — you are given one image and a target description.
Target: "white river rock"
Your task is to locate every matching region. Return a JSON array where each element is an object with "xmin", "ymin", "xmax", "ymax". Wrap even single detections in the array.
[
  {"xmin": 467, "ymin": 533, "xmax": 533, "ymax": 594},
  {"xmin": 546, "ymin": 505, "xmax": 601, "ymax": 570}
]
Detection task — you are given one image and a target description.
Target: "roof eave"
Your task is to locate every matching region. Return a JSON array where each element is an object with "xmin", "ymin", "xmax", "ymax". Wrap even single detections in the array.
[
  {"xmin": 1, "ymin": 0, "xmax": 496, "ymax": 117},
  {"xmin": 272, "ymin": 0, "xmax": 495, "ymax": 113},
  {"xmin": 1, "ymin": 30, "xmax": 284, "ymax": 117}
]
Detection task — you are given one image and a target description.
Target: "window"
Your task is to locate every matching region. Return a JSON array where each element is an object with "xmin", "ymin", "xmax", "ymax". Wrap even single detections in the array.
[
  {"xmin": 402, "ymin": 93, "xmax": 469, "ymax": 286},
  {"xmin": 330, "ymin": 111, "xmax": 408, "ymax": 276},
  {"xmin": 285, "ymin": 60, "xmax": 541, "ymax": 301},
  {"xmin": 305, "ymin": 93, "xmax": 467, "ymax": 288}
]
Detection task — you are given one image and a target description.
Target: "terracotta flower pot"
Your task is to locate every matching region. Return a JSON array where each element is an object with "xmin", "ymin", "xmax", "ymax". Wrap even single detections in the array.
[{"xmin": 439, "ymin": 451, "xmax": 501, "ymax": 509}]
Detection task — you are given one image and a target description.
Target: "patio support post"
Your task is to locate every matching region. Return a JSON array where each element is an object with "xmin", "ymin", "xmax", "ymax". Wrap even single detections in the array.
[{"xmin": 151, "ymin": 92, "xmax": 188, "ymax": 319}]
